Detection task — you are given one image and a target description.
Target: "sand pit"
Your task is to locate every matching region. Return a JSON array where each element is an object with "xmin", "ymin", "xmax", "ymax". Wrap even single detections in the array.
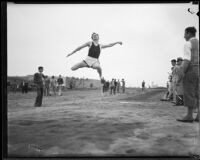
[{"xmin": 7, "ymin": 88, "xmax": 200, "ymax": 157}]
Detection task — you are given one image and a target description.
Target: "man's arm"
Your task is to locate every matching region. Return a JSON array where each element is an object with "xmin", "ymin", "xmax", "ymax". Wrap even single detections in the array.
[
  {"xmin": 67, "ymin": 42, "xmax": 90, "ymax": 57},
  {"xmin": 101, "ymin": 42, "xmax": 122, "ymax": 49},
  {"xmin": 181, "ymin": 41, "xmax": 191, "ymax": 73}
]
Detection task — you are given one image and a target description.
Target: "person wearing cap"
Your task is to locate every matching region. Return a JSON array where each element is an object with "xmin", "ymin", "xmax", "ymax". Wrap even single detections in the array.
[
  {"xmin": 167, "ymin": 59, "xmax": 176, "ymax": 101},
  {"xmin": 121, "ymin": 78, "xmax": 126, "ymax": 93},
  {"xmin": 57, "ymin": 75, "xmax": 64, "ymax": 96},
  {"xmin": 66, "ymin": 33, "xmax": 122, "ymax": 83},
  {"xmin": 33, "ymin": 66, "xmax": 45, "ymax": 107},
  {"xmin": 117, "ymin": 79, "xmax": 121, "ymax": 93},
  {"xmin": 50, "ymin": 76, "xmax": 57, "ymax": 96},
  {"xmin": 44, "ymin": 76, "xmax": 51, "ymax": 96},
  {"xmin": 177, "ymin": 27, "xmax": 199, "ymax": 123},
  {"xmin": 110, "ymin": 79, "xmax": 115, "ymax": 95},
  {"xmin": 173, "ymin": 57, "xmax": 184, "ymax": 106},
  {"xmin": 142, "ymin": 80, "xmax": 145, "ymax": 91}
]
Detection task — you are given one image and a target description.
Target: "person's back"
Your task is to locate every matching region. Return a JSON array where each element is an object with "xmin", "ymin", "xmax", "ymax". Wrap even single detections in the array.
[
  {"xmin": 50, "ymin": 76, "xmax": 56, "ymax": 95},
  {"xmin": 45, "ymin": 78, "xmax": 50, "ymax": 86},
  {"xmin": 57, "ymin": 77, "xmax": 63, "ymax": 85},
  {"xmin": 34, "ymin": 73, "xmax": 44, "ymax": 87},
  {"xmin": 57, "ymin": 76, "xmax": 63, "ymax": 96},
  {"xmin": 121, "ymin": 79, "xmax": 125, "ymax": 93},
  {"xmin": 50, "ymin": 78, "xmax": 55, "ymax": 86},
  {"xmin": 34, "ymin": 66, "xmax": 45, "ymax": 107}
]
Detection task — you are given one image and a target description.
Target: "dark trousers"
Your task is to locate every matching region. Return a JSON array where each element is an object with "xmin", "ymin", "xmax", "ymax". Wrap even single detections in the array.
[
  {"xmin": 110, "ymin": 86, "xmax": 114, "ymax": 95},
  {"xmin": 176, "ymin": 95, "xmax": 184, "ymax": 105},
  {"xmin": 183, "ymin": 65, "xmax": 198, "ymax": 109},
  {"xmin": 35, "ymin": 87, "xmax": 43, "ymax": 107}
]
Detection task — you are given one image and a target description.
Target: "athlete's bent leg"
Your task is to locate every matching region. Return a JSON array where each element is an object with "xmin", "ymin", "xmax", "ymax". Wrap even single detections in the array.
[
  {"xmin": 71, "ymin": 61, "xmax": 88, "ymax": 71},
  {"xmin": 92, "ymin": 64, "xmax": 102, "ymax": 79}
]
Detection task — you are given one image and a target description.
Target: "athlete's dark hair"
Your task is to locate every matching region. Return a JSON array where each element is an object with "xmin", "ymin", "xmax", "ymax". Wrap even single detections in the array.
[
  {"xmin": 185, "ymin": 26, "xmax": 197, "ymax": 36},
  {"xmin": 91, "ymin": 32, "xmax": 99, "ymax": 40}
]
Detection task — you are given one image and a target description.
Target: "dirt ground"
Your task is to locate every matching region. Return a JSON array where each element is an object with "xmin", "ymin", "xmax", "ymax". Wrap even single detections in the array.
[{"xmin": 7, "ymin": 88, "xmax": 200, "ymax": 157}]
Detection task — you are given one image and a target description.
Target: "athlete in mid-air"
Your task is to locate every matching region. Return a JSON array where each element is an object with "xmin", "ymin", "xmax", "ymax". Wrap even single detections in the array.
[{"xmin": 67, "ymin": 33, "xmax": 122, "ymax": 82}]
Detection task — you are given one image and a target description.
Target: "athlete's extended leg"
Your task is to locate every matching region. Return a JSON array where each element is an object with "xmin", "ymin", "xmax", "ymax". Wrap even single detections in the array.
[{"xmin": 71, "ymin": 61, "xmax": 88, "ymax": 71}]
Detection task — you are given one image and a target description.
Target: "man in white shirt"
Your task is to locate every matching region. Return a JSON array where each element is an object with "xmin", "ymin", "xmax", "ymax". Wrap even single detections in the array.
[{"xmin": 177, "ymin": 26, "xmax": 199, "ymax": 123}]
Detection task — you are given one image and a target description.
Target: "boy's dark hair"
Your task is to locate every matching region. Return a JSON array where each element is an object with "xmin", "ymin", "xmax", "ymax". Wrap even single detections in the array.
[
  {"xmin": 38, "ymin": 66, "xmax": 43, "ymax": 70},
  {"xmin": 171, "ymin": 59, "xmax": 176, "ymax": 63},
  {"xmin": 185, "ymin": 26, "xmax": 196, "ymax": 36}
]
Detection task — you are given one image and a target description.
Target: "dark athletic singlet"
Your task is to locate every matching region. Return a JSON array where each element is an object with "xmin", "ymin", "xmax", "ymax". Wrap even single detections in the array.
[{"xmin": 88, "ymin": 42, "xmax": 101, "ymax": 59}]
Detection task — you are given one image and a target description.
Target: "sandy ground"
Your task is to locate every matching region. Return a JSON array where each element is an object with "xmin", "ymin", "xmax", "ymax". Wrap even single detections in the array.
[{"xmin": 7, "ymin": 88, "xmax": 200, "ymax": 157}]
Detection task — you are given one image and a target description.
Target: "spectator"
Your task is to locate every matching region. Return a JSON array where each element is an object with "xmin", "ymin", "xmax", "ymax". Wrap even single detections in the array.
[
  {"xmin": 50, "ymin": 76, "xmax": 57, "ymax": 96},
  {"xmin": 33, "ymin": 66, "xmax": 45, "ymax": 107},
  {"xmin": 110, "ymin": 79, "xmax": 115, "ymax": 95},
  {"xmin": 57, "ymin": 75, "xmax": 64, "ymax": 96},
  {"xmin": 21, "ymin": 81, "xmax": 26, "ymax": 94},
  {"xmin": 177, "ymin": 27, "xmax": 199, "ymax": 122},
  {"xmin": 114, "ymin": 79, "xmax": 117, "ymax": 95},
  {"xmin": 173, "ymin": 57, "xmax": 184, "ymax": 106},
  {"xmin": 24, "ymin": 82, "xmax": 29, "ymax": 93},
  {"xmin": 121, "ymin": 79, "xmax": 125, "ymax": 93},
  {"xmin": 142, "ymin": 80, "xmax": 145, "ymax": 91},
  {"xmin": 117, "ymin": 79, "xmax": 121, "ymax": 93},
  {"xmin": 44, "ymin": 76, "xmax": 50, "ymax": 96}
]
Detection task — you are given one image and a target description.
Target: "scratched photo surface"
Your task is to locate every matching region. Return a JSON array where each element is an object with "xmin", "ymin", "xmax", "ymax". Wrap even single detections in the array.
[{"xmin": 7, "ymin": 2, "xmax": 199, "ymax": 157}]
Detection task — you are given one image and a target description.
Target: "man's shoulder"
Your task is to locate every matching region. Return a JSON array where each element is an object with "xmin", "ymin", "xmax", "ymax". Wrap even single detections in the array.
[{"xmin": 34, "ymin": 73, "xmax": 39, "ymax": 76}]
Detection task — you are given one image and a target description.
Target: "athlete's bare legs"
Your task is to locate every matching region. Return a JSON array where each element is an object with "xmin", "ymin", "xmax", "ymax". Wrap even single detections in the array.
[
  {"xmin": 71, "ymin": 61, "xmax": 88, "ymax": 71},
  {"xmin": 92, "ymin": 63, "xmax": 102, "ymax": 79}
]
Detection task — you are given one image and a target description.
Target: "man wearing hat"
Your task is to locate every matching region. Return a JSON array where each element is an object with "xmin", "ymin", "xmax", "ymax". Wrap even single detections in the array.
[
  {"xmin": 34, "ymin": 66, "xmax": 45, "ymax": 107},
  {"xmin": 177, "ymin": 27, "xmax": 199, "ymax": 122},
  {"xmin": 173, "ymin": 57, "xmax": 184, "ymax": 105},
  {"xmin": 167, "ymin": 59, "xmax": 176, "ymax": 101}
]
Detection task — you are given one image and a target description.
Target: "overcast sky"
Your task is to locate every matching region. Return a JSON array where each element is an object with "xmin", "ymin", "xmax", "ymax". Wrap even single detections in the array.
[{"xmin": 7, "ymin": 3, "xmax": 199, "ymax": 87}]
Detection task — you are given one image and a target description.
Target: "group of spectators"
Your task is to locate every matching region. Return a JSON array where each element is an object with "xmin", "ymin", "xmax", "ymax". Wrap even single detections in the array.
[
  {"xmin": 43, "ymin": 75, "xmax": 64, "ymax": 97},
  {"xmin": 161, "ymin": 26, "xmax": 199, "ymax": 123},
  {"xmin": 162, "ymin": 57, "xmax": 184, "ymax": 106},
  {"xmin": 101, "ymin": 78, "xmax": 126, "ymax": 95},
  {"xmin": 33, "ymin": 67, "xmax": 66, "ymax": 107},
  {"xmin": 7, "ymin": 81, "xmax": 29, "ymax": 94}
]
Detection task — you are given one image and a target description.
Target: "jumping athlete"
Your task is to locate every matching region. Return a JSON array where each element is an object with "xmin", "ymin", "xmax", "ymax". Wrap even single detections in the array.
[{"xmin": 67, "ymin": 33, "xmax": 122, "ymax": 82}]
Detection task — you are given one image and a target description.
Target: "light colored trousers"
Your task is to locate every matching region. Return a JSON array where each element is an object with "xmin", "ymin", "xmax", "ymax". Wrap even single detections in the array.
[{"xmin": 58, "ymin": 85, "xmax": 62, "ymax": 96}]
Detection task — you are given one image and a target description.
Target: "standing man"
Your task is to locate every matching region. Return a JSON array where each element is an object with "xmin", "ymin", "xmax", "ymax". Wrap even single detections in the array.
[
  {"xmin": 110, "ymin": 79, "xmax": 115, "ymax": 95},
  {"xmin": 177, "ymin": 26, "xmax": 199, "ymax": 122},
  {"xmin": 50, "ymin": 76, "xmax": 57, "ymax": 96},
  {"xmin": 171, "ymin": 59, "xmax": 177, "ymax": 103},
  {"xmin": 142, "ymin": 80, "xmax": 145, "ymax": 91},
  {"xmin": 57, "ymin": 75, "xmax": 64, "ymax": 96},
  {"xmin": 173, "ymin": 57, "xmax": 184, "ymax": 106},
  {"xmin": 34, "ymin": 66, "xmax": 45, "ymax": 107},
  {"xmin": 21, "ymin": 81, "xmax": 26, "ymax": 94},
  {"xmin": 12, "ymin": 80, "xmax": 17, "ymax": 93},
  {"xmin": 117, "ymin": 79, "xmax": 121, "ymax": 93},
  {"xmin": 114, "ymin": 79, "xmax": 117, "ymax": 95},
  {"xmin": 44, "ymin": 76, "xmax": 50, "ymax": 96},
  {"xmin": 121, "ymin": 79, "xmax": 126, "ymax": 93},
  {"xmin": 167, "ymin": 60, "xmax": 176, "ymax": 101}
]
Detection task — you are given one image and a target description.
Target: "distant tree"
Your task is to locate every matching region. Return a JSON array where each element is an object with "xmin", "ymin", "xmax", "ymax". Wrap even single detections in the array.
[{"xmin": 90, "ymin": 83, "xmax": 93, "ymax": 88}]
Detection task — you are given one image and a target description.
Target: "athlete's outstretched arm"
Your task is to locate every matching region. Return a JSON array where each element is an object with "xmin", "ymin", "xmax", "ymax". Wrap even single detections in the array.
[
  {"xmin": 101, "ymin": 42, "xmax": 122, "ymax": 49},
  {"xmin": 67, "ymin": 42, "xmax": 90, "ymax": 57}
]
